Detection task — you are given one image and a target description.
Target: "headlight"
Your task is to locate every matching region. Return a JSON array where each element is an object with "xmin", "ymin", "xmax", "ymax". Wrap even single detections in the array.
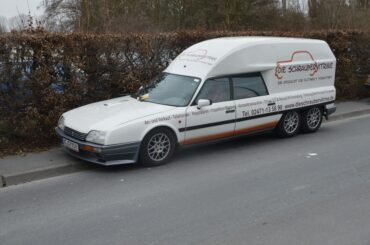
[
  {"xmin": 58, "ymin": 116, "xmax": 65, "ymax": 131},
  {"xmin": 86, "ymin": 130, "xmax": 106, "ymax": 144}
]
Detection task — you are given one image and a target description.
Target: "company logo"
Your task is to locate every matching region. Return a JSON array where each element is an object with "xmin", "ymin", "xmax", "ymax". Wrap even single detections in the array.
[
  {"xmin": 176, "ymin": 49, "xmax": 217, "ymax": 66},
  {"xmin": 177, "ymin": 49, "xmax": 209, "ymax": 61},
  {"xmin": 275, "ymin": 50, "xmax": 319, "ymax": 80}
]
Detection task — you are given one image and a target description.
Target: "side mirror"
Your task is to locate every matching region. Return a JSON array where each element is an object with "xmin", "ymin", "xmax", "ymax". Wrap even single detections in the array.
[{"xmin": 197, "ymin": 99, "xmax": 212, "ymax": 109}]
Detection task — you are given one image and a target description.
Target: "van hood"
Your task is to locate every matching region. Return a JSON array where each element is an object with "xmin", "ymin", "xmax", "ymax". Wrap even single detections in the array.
[{"xmin": 63, "ymin": 96, "xmax": 175, "ymax": 133}]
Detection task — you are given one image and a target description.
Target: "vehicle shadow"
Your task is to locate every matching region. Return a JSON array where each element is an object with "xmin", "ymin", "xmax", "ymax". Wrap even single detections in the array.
[
  {"xmin": 75, "ymin": 131, "xmax": 278, "ymax": 173},
  {"xmin": 171, "ymin": 125, "xmax": 335, "ymax": 166},
  {"xmin": 175, "ymin": 132, "xmax": 278, "ymax": 162},
  {"xmin": 75, "ymin": 125, "xmax": 335, "ymax": 174}
]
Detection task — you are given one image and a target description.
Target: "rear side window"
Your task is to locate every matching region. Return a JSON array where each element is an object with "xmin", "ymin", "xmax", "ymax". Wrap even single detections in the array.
[{"xmin": 232, "ymin": 75, "xmax": 268, "ymax": 100}]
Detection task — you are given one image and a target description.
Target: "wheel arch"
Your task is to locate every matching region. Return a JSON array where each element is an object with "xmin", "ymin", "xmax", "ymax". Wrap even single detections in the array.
[
  {"xmin": 297, "ymin": 105, "xmax": 324, "ymax": 113},
  {"xmin": 140, "ymin": 124, "xmax": 180, "ymax": 144}
]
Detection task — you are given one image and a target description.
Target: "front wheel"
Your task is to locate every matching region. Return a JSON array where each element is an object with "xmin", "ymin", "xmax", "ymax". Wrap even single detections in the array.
[
  {"xmin": 301, "ymin": 107, "xmax": 323, "ymax": 133},
  {"xmin": 139, "ymin": 128, "xmax": 176, "ymax": 167},
  {"xmin": 275, "ymin": 111, "xmax": 301, "ymax": 138}
]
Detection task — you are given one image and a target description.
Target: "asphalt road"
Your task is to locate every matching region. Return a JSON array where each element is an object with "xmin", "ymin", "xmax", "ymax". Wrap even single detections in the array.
[{"xmin": 1, "ymin": 115, "xmax": 370, "ymax": 245}]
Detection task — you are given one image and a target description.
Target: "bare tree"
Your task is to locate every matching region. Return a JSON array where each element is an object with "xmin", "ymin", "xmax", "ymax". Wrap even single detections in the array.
[
  {"xmin": 282, "ymin": 0, "xmax": 287, "ymax": 14},
  {"xmin": 40, "ymin": 0, "xmax": 370, "ymax": 32},
  {"xmin": 355, "ymin": 0, "xmax": 370, "ymax": 9},
  {"xmin": 0, "ymin": 16, "xmax": 8, "ymax": 33},
  {"xmin": 8, "ymin": 14, "xmax": 29, "ymax": 31},
  {"xmin": 308, "ymin": 0, "xmax": 370, "ymax": 29},
  {"xmin": 42, "ymin": 0, "xmax": 81, "ymax": 32}
]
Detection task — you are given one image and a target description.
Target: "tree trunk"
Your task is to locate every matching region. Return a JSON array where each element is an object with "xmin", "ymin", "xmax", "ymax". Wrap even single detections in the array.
[{"xmin": 282, "ymin": 0, "xmax": 287, "ymax": 14}]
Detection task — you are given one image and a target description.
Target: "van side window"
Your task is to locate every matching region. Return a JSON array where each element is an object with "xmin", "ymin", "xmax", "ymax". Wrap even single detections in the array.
[
  {"xmin": 196, "ymin": 78, "xmax": 231, "ymax": 103},
  {"xmin": 232, "ymin": 75, "xmax": 268, "ymax": 100}
]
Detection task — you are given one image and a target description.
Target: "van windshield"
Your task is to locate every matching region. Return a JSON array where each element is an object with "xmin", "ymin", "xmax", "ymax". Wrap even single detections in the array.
[{"xmin": 134, "ymin": 73, "xmax": 201, "ymax": 107}]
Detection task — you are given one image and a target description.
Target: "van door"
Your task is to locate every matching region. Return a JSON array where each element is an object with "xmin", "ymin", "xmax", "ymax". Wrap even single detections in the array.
[
  {"xmin": 232, "ymin": 73, "xmax": 281, "ymax": 135},
  {"xmin": 182, "ymin": 77, "xmax": 236, "ymax": 145}
]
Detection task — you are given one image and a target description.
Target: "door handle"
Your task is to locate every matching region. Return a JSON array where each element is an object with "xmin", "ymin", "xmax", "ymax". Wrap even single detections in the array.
[
  {"xmin": 268, "ymin": 102, "xmax": 276, "ymax": 106},
  {"xmin": 226, "ymin": 109, "xmax": 235, "ymax": 114}
]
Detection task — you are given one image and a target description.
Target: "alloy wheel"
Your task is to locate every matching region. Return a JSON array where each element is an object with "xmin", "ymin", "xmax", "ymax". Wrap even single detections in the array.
[
  {"xmin": 147, "ymin": 133, "xmax": 171, "ymax": 162},
  {"xmin": 284, "ymin": 111, "xmax": 300, "ymax": 134},
  {"xmin": 306, "ymin": 107, "xmax": 321, "ymax": 129}
]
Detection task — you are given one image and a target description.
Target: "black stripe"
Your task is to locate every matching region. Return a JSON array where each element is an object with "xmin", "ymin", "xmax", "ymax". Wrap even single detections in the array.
[
  {"xmin": 179, "ymin": 119, "xmax": 235, "ymax": 132},
  {"xmin": 178, "ymin": 101, "xmax": 334, "ymax": 132}
]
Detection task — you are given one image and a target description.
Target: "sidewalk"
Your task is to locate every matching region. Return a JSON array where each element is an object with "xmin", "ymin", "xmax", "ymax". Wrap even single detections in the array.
[
  {"xmin": 0, "ymin": 148, "xmax": 90, "ymax": 187},
  {"xmin": 1, "ymin": 99, "xmax": 370, "ymax": 188},
  {"xmin": 329, "ymin": 98, "xmax": 370, "ymax": 121}
]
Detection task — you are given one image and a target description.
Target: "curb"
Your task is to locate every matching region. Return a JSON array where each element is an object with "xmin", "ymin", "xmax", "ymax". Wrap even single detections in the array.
[
  {"xmin": 0, "ymin": 175, "xmax": 5, "ymax": 187},
  {"xmin": 0, "ymin": 163, "xmax": 88, "ymax": 188},
  {"xmin": 327, "ymin": 108, "xmax": 370, "ymax": 122}
]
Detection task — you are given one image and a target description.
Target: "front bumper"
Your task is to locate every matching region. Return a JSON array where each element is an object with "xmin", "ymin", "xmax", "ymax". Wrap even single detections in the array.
[{"xmin": 55, "ymin": 127, "xmax": 140, "ymax": 166}]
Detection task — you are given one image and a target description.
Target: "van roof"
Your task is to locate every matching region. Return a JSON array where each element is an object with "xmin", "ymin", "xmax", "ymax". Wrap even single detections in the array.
[
  {"xmin": 165, "ymin": 36, "xmax": 333, "ymax": 80},
  {"xmin": 205, "ymin": 36, "xmax": 324, "ymax": 43}
]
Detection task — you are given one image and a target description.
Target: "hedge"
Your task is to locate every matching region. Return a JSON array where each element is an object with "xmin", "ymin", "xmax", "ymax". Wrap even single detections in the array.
[{"xmin": 0, "ymin": 30, "xmax": 369, "ymax": 154}]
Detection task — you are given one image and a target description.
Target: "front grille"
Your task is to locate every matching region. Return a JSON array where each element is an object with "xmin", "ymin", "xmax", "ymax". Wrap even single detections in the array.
[{"xmin": 64, "ymin": 127, "xmax": 87, "ymax": 141}]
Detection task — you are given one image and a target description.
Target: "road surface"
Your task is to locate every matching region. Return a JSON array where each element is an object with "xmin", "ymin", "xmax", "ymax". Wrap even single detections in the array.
[{"xmin": 1, "ymin": 115, "xmax": 370, "ymax": 245}]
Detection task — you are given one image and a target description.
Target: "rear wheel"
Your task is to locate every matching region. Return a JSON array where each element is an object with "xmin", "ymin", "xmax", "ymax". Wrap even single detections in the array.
[
  {"xmin": 139, "ymin": 128, "xmax": 176, "ymax": 167},
  {"xmin": 301, "ymin": 107, "xmax": 323, "ymax": 133},
  {"xmin": 275, "ymin": 111, "xmax": 301, "ymax": 138}
]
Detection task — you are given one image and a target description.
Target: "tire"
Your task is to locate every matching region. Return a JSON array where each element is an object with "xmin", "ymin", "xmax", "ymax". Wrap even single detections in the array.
[
  {"xmin": 275, "ymin": 111, "xmax": 301, "ymax": 138},
  {"xmin": 139, "ymin": 127, "xmax": 177, "ymax": 167},
  {"xmin": 301, "ymin": 107, "xmax": 323, "ymax": 133}
]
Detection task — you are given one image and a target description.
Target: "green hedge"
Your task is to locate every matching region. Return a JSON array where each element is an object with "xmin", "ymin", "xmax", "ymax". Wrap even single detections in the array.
[{"xmin": 0, "ymin": 31, "xmax": 369, "ymax": 153}]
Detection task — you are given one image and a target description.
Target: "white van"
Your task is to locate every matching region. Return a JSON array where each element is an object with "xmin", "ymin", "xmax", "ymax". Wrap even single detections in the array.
[{"xmin": 56, "ymin": 37, "xmax": 337, "ymax": 166}]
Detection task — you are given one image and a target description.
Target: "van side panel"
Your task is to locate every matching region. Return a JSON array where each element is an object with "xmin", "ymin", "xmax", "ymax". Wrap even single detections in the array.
[{"xmin": 262, "ymin": 42, "xmax": 336, "ymax": 94}]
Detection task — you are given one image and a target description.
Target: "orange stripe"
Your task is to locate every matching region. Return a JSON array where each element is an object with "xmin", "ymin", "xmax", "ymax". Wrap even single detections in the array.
[
  {"xmin": 234, "ymin": 121, "xmax": 278, "ymax": 135},
  {"xmin": 181, "ymin": 131, "xmax": 234, "ymax": 145},
  {"xmin": 180, "ymin": 121, "xmax": 278, "ymax": 145}
]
